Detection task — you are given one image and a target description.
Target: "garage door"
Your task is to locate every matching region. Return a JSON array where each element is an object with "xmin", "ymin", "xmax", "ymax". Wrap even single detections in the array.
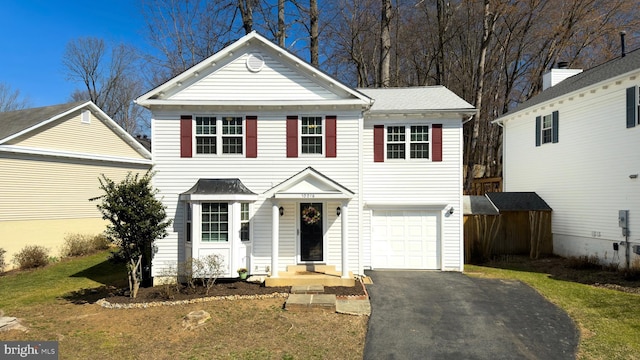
[{"xmin": 371, "ymin": 210, "xmax": 440, "ymax": 269}]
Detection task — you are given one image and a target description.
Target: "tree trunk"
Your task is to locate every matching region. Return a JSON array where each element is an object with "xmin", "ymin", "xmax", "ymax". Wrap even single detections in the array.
[
  {"xmin": 277, "ymin": 0, "xmax": 285, "ymax": 46},
  {"xmin": 128, "ymin": 255, "xmax": 142, "ymax": 298},
  {"xmin": 238, "ymin": 0, "xmax": 255, "ymax": 35},
  {"xmin": 379, "ymin": 0, "xmax": 392, "ymax": 87},
  {"xmin": 309, "ymin": 0, "xmax": 319, "ymax": 67}
]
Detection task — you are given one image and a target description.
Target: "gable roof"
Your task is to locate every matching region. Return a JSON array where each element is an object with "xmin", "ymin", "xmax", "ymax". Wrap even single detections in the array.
[
  {"xmin": 463, "ymin": 195, "xmax": 499, "ymax": 215},
  {"xmin": 358, "ymin": 86, "xmax": 475, "ymax": 116},
  {"xmin": 0, "ymin": 101, "xmax": 151, "ymax": 161},
  {"xmin": 485, "ymin": 192, "xmax": 552, "ymax": 212},
  {"xmin": 265, "ymin": 167, "xmax": 354, "ymax": 200},
  {"xmin": 496, "ymin": 47, "xmax": 640, "ymax": 121},
  {"xmin": 136, "ymin": 31, "xmax": 373, "ymax": 109}
]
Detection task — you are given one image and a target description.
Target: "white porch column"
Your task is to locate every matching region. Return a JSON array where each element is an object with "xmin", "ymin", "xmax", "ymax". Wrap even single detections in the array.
[
  {"xmin": 271, "ymin": 202, "xmax": 280, "ymax": 278},
  {"xmin": 341, "ymin": 202, "xmax": 349, "ymax": 278}
]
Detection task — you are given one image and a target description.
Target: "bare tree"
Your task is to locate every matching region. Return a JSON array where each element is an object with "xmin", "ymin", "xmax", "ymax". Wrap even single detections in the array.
[
  {"xmin": 63, "ymin": 37, "xmax": 145, "ymax": 134},
  {"xmin": 378, "ymin": 0, "xmax": 391, "ymax": 87},
  {"xmin": 0, "ymin": 82, "xmax": 30, "ymax": 112}
]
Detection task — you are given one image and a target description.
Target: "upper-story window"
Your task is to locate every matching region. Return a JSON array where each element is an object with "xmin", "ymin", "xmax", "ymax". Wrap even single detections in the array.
[
  {"xmin": 386, "ymin": 125, "xmax": 430, "ymax": 159},
  {"xmin": 301, "ymin": 116, "xmax": 323, "ymax": 154},
  {"xmin": 535, "ymin": 111, "xmax": 558, "ymax": 146},
  {"xmin": 195, "ymin": 116, "xmax": 244, "ymax": 155}
]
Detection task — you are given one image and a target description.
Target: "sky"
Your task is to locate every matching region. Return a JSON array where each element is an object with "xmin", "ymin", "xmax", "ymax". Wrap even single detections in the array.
[{"xmin": 1, "ymin": 1, "xmax": 150, "ymax": 107}]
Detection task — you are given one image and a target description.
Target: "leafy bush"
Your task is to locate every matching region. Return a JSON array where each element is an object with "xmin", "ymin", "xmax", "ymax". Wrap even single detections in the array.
[
  {"xmin": 12, "ymin": 245, "xmax": 50, "ymax": 269},
  {"xmin": 0, "ymin": 248, "xmax": 6, "ymax": 273},
  {"xmin": 61, "ymin": 233, "xmax": 112, "ymax": 258}
]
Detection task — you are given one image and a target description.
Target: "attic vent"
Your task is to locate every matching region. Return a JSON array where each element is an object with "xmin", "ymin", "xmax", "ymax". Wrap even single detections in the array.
[{"xmin": 246, "ymin": 53, "xmax": 265, "ymax": 72}]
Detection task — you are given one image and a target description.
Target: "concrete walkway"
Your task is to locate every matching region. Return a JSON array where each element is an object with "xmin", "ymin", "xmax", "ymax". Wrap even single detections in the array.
[{"xmin": 364, "ymin": 271, "xmax": 578, "ymax": 360}]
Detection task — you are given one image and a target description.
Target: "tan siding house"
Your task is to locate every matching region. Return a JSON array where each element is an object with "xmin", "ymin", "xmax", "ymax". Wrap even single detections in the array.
[{"xmin": 0, "ymin": 101, "xmax": 152, "ymax": 269}]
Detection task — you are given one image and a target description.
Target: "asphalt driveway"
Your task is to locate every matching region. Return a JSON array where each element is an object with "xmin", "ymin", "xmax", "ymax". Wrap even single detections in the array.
[{"xmin": 364, "ymin": 271, "xmax": 578, "ymax": 360}]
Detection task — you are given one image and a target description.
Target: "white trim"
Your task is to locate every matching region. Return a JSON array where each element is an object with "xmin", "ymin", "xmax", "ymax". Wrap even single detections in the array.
[
  {"xmin": 274, "ymin": 192, "xmax": 351, "ymax": 200},
  {"xmin": 364, "ymin": 202, "xmax": 448, "ymax": 211},
  {"xmin": 0, "ymin": 145, "xmax": 153, "ymax": 165},
  {"xmin": 137, "ymin": 99, "xmax": 370, "ymax": 108},
  {"xmin": 265, "ymin": 167, "xmax": 354, "ymax": 199},
  {"xmin": 365, "ymin": 109, "xmax": 475, "ymax": 118}
]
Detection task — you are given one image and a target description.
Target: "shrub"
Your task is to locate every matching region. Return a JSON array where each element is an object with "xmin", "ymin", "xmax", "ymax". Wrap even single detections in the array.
[
  {"xmin": 12, "ymin": 245, "xmax": 50, "ymax": 269},
  {"xmin": 0, "ymin": 248, "xmax": 6, "ymax": 273},
  {"xmin": 566, "ymin": 255, "xmax": 601, "ymax": 270},
  {"xmin": 61, "ymin": 233, "xmax": 112, "ymax": 258}
]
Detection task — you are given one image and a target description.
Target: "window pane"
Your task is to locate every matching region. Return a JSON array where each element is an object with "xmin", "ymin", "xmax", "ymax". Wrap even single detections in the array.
[
  {"xmin": 387, "ymin": 126, "xmax": 405, "ymax": 142},
  {"xmin": 222, "ymin": 116, "xmax": 243, "ymax": 135},
  {"xmin": 542, "ymin": 115, "xmax": 553, "ymax": 144},
  {"xmin": 196, "ymin": 137, "xmax": 216, "ymax": 154},
  {"xmin": 410, "ymin": 143, "xmax": 429, "ymax": 158},
  {"xmin": 241, "ymin": 203, "xmax": 249, "ymax": 221},
  {"xmin": 302, "ymin": 136, "xmax": 322, "ymax": 154},
  {"xmin": 222, "ymin": 137, "xmax": 243, "ymax": 154},
  {"xmin": 196, "ymin": 116, "xmax": 216, "ymax": 135},
  {"xmin": 201, "ymin": 202, "xmax": 228, "ymax": 242},
  {"xmin": 302, "ymin": 116, "xmax": 322, "ymax": 135},
  {"xmin": 410, "ymin": 126, "xmax": 429, "ymax": 142},
  {"xmin": 387, "ymin": 143, "xmax": 405, "ymax": 159}
]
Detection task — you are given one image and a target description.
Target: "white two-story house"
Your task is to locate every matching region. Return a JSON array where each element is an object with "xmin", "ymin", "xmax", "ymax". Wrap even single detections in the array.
[
  {"xmin": 135, "ymin": 32, "xmax": 474, "ymax": 284},
  {"xmin": 495, "ymin": 48, "xmax": 640, "ymax": 268}
]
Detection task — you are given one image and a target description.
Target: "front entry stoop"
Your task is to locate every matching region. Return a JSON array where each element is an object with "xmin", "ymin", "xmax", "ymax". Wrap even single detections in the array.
[{"xmin": 265, "ymin": 265, "xmax": 355, "ymax": 287}]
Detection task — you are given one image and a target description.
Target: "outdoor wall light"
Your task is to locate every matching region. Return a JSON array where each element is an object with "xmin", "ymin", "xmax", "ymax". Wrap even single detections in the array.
[
  {"xmin": 279, "ymin": 206, "xmax": 284, "ymax": 216},
  {"xmin": 448, "ymin": 207, "xmax": 454, "ymax": 215},
  {"xmin": 336, "ymin": 207, "xmax": 341, "ymax": 216},
  {"xmin": 630, "ymin": 174, "xmax": 638, "ymax": 179}
]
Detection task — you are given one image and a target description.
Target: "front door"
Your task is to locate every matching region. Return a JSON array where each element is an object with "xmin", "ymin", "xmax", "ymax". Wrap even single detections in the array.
[{"xmin": 300, "ymin": 203, "xmax": 323, "ymax": 262}]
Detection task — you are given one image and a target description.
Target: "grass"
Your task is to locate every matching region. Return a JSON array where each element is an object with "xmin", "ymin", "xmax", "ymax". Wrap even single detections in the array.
[
  {"xmin": 466, "ymin": 260, "xmax": 640, "ymax": 360},
  {"xmin": 0, "ymin": 251, "xmax": 367, "ymax": 359}
]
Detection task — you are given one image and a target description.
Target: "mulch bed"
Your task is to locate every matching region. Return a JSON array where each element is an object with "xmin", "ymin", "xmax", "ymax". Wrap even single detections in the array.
[{"xmin": 100, "ymin": 279, "xmax": 367, "ymax": 304}]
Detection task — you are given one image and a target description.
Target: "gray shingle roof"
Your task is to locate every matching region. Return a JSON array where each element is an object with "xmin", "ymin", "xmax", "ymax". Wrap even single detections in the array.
[
  {"xmin": 499, "ymin": 47, "xmax": 640, "ymax": 118},
  {"xmin": 463, "ymin": 195, "xmax": 499, "ymax": 215},
  {"xmin": 358, "ymin": 86, "xmax": 475, "ymax": 113},
  {"xmin": 0, "ymin": 101, "xmax": 87, "ymax": 141},
  {"xmin": 181, "ymin": 179, "xmax": 257, "ymax": 196},
  {"xmin": 486, "ymin": 192, "xmax": 552, "ymax": 212}
]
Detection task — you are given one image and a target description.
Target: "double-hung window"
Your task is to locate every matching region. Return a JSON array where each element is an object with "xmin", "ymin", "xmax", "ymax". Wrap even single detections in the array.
[
  {"xmin": 195, "ymin": 116, "xmax": 244, "ymax": 155},
  {"xmin": 201, "ymin": 203, "xmax": 228, "ymax": 242},
  {"xmin": 240, "ymin": 203, "xmax": 250, "ymax": 242},
  {"xmin": 541, "ymin": 114, "xmax": 553, "ymax": 144},
  {"xmin": 301, "ymin": 116, "xmax": 323, "ymax": 154},
  {"xmin": 386, "ymin": 125, "xmax": 430, "ymax": 160},
  {"xmin": 535, "ymin": 111, "xmax": 558, "ymax": 146}
]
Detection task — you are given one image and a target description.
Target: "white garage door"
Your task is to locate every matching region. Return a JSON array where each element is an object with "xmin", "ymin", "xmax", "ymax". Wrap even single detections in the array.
[{"xmin": 371, "ymin": 210, "xmax": 440, "ymax": 269}]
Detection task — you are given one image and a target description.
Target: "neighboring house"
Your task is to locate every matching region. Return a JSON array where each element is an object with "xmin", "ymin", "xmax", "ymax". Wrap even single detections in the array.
[
  {"xmin": 494, "ymin": 48, "xmax": 640, "ymax": 267},
  {"xmin": 0, "ymin": 101, "xmax": 152, "ymax": 268},
  {"xmin": 135, "ymin": 31, "xmax": 474, "ymax": 284}
]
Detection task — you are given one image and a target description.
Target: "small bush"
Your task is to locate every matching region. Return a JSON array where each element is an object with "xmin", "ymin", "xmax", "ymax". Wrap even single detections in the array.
[
  {"xmin": 12, "ymin": 245, "xmax": 50, "ymax": 269},
  {"xmin": 61, "ymin": 233, "xmax": 111, "ymax": 258},
  {"xmin": 0, "ymin": 248, "xmax": 6, "ymax": 273}
]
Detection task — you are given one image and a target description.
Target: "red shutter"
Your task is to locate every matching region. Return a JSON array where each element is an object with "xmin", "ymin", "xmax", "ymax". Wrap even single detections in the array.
[
  {"xmin": 180, "ymin": 115, "xmax": 192, "ymax": 158},
  {"xmin": 246, "ymin": 116, "xmax": 257, "ymax": 158},
  {"xmin": 326, "ymin": 115, "xmax": 337, "ymax": 157},
  {"xmin": 286, "ymin": 116, "xmax": 298, "ymax": 158},
  {"xmin": 432, "ymin": 124, "xmax": 442, "ymax": 162},
  {"xmin": 373, "ymin": 125, "xmax": 384, "ymax": 162}
]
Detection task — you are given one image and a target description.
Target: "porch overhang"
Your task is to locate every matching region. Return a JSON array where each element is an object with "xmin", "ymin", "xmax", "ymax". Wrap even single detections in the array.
[
  {"xmin": 179, "ymin": 178, "xmax": 258, "ymax": 202},
  {"xmin": 264, "ymin": 166, "xmax": 354, "ymax": 200}
]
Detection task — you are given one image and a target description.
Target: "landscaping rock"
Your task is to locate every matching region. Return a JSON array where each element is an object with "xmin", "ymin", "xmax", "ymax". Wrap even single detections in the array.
[
  {"xmin": 0, "ymin": 316, "xmax": 27, "ymax": 332},
  {"xmin": 182, "ymin": 310, "xmax": 211, "ymax": 330}
]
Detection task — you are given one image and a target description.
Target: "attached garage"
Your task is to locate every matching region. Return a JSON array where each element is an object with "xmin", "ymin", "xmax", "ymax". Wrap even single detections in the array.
[{"xmin": 371, "ymin": 210, "xmax": 441, "ymax": 269}]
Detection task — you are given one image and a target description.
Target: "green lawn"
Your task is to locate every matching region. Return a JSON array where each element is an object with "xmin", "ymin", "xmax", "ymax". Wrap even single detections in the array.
[{"xmin": 466, "ymin": 263, "xmax": 640, "ymax": 360}]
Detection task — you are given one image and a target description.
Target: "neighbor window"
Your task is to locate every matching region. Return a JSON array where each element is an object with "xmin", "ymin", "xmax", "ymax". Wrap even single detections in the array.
[
  {"xmin": 386, "ymin": 125, "xmax": 430, "ymax": 160},
  {"xmin": 195, "ymin": 116, "xmax": 244, "ymax": 155},
  {"xmin": 240, "ymin": 203, "xmax": 250, "ymax": 242},
  {"xmin": 541, "ymin": 114, "xmax": 553, "ymax": 144},
  {"xmin": 201, "ymin": 203, "xmax": 228, "ymax": 242},
  {"xmin": 535, "ymin": 111, "xmax": 558, "ymax": 146},
  {"xmin": 301, "ymin": 116, "xmax": 323, "ymax": 154}
]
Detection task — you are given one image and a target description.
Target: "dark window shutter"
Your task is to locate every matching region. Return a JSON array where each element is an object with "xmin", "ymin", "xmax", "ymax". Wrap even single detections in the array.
[
  {"xmin": 535, "ymin": 116, "xmax": 541, "ymax": 147},
  {"xmin": 180, "ymin": 115, "xmax": 192, "ymax": 158},
  {"xmin": 326, "ymin": 115, "xmax": 337, "ymax": 157},
  {"xmin": 552, "ymin": 111, "xmax": 559, "ymax": 143},
  {"xmin": 374, "ymin": 125, "xmax": 384, "ymax": 162},
  {"xmin": 627, "ymin": 86, "xmax": 637, "ymax": 128},
  {"xmin": 286, "ymin": 116, "xmax": 298, "ymax": 158},
  {"xmin": 432, "ymin": 124, "xmax": 443, "ymax": 162},
  {"xmin": 246, "ymin": 116, "xmax": 257, "ymax": 158}
]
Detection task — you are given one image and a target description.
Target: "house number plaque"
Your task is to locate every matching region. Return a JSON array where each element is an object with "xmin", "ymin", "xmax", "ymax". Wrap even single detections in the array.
[{"xmin": 301, "ymin": 194, "xmax": 315, "ymax": 198}]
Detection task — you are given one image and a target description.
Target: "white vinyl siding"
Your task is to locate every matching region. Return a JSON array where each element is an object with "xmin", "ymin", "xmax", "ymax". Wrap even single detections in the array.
[
  {"xmin": 151, "ymin": 110, "xmax": 363, "ymax": 277},
  {"xmin": 503, "ymin": 77, "xmax": 640, "ymax": 264}
]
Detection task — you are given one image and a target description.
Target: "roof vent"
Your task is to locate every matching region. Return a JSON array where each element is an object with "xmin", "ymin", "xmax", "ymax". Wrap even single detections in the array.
[
  {"xmin": 246, "ymin": 53, "xmax": 265, "ymax": 72},
  {"xmin": 557, "ymin": 61, "xmax": 569, "ymax": 69}
]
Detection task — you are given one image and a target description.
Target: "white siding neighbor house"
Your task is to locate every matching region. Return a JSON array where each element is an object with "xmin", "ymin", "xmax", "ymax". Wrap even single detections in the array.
[
  {"xmin": 136, "ymin": 32, "xmax": 474, "ymax": 284},
  {"xmin": 495, "ymin": 48, "xmax": 640, "ymax": 268},
  {"xmin": 0, "ymin": 101, "xmax": 152, "ymax": 268}
]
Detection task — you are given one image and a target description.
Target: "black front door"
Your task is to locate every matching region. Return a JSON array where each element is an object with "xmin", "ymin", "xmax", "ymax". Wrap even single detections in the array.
[{"xmin": 300, "ymin": 203, "xmax": 323, "ymax": 262}]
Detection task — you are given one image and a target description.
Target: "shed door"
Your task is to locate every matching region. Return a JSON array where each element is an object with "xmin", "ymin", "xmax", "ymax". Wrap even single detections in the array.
[{"xmin": 372, "ymin": 210, "xmax": 440, "ymax": 269}]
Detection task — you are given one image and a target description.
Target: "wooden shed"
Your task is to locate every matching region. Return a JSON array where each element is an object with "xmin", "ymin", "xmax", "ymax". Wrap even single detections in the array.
[{"xmin": 464, "ymin": 192, "xmax": 553, "ymax": 263}]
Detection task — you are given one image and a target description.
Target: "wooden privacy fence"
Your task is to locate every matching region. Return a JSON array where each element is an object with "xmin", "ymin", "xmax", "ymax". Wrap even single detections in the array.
[{"xmin": 464, "ymin": 193, "xmax": 553, "ymax": 263}]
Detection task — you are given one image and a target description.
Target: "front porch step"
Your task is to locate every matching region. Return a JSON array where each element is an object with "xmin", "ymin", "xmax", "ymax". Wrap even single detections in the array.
[
  {"xmin": 291, "ymin": 285, "xmax": 324, "ymax": 294},
  {"xmin": 285, "ymin": 264, "xmax": 342, "ymax": 276},
  {"xmin": 265, "ymin": 274, "xmax": 355, "ymax": 287},
  {"xmin": 285, "ymin": 294, "xmax": 336, "ymax": 312}
]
